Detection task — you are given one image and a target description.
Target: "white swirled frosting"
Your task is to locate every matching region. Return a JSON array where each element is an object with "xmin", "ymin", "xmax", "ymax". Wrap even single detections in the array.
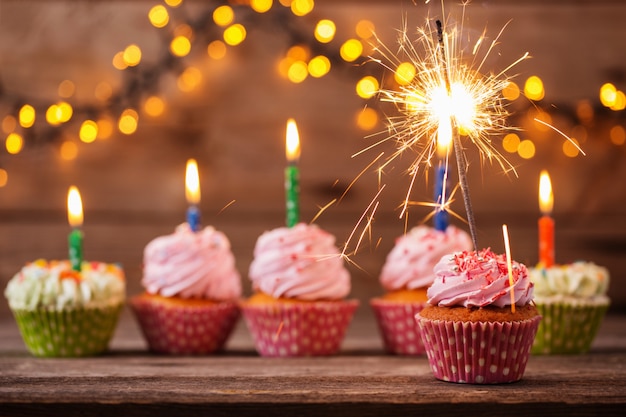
[
  {"xmin": 5, "ymin": 259, "xmax": 125, "ymax": 310},
  {"xmin": 530, "ymin": 261, "xmax": 609, "ymax": 303},
  {"xmin": 248, "ymin": 223, "xmax": 351, "ymax": 300}
]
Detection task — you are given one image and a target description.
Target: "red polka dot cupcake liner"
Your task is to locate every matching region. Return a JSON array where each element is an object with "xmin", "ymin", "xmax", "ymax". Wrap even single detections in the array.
[
  {"xmin": 416, "ymin": 314, "xmax": 542, "ymax": 384},
  {"xmin": 130, "ymin": 296, "xmax": 240, "ymax": 355},
  {"xmin": 241, "ymin": 300, "xmax": 359, "ymax": 357},
  {"xmin": 370, "ymin": 299, "xmax": 426, "ymax": 355}
]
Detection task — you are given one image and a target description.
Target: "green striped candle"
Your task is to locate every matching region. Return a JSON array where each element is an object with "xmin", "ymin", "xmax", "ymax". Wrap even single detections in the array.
[{"xmin": 285, "ymin": 119, "xmax": 300, "ymax": 228}]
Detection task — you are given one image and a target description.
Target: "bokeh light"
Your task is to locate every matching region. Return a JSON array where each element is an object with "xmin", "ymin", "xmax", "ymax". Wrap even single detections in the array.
[
  {"xmin": 600, "ymin": 83, "xmax": 617, "ymax": 107},
  {"xmin": 171, "ymin": 35, "xmax": 192, "ymax": 57},
  {"xmin": 223, "ymin": 24, "xmax": 246, "ymax": 46},
  {"xmin": 502, "ymin": 81, "xmax": 520, "ymax": 101},
  {"xmin": 356, "ymin": 76, "xmax": 379, "ymax": 99},
  {"xmin": 149, "ymin": 5, "xmax": 169, "ymax": 28},
  {"xmin": 340, "ymin": 39, "xmax": 363, "ymax": 62},
  {"xmin": 502, "ymin": 133, "xmax": 520, "ymax": 153},
  {"xmin": 58, "ymin": 80, "xmax": 76, "ymax": 98},
  {"xmin": 118, "ymin": 109, "xmax": 139, "ymax": 135},
  {"xmin": 208, "ymin": 40, "xmax": 227, "ymax": 60},
  {"xmin": 60, "ymin": 140, "xmax": 78, "ymax": 161},
  {"xmin": 355, "ymin": 20, "xmax": 375, "ymax": 39},
  {"xmin": 178, "ymin": 67, "xmax": 203, "ymax": 92},
  {"xmin": 123, "ymin": 44, "xmax": 142, "ymax": 67},
  {"xmin": 356, "ymin": 107, "xmax": 378, "ymax": 130},
  {"xmin": 0, "ymin": 168, "xmax": 7, "ymax": 187},
  {"xmin": 563, "ymin": 137, "xmax": 581, "ymax": 157},
  {"xmin": 517, "ymin": 139, "xmax": 535, "ymax": 159},
  {"xmin": 213, "ymin": 5, "xmax": 234, "ymax": 27},
  {"xmin": 287, "ymin": 60, "xmax": 308, "ymax": 83},
  {"xmin": 291, "ymin": 0, "xmax": 314, "ymax": 16},
  {"xmin": 5, "ymin": 132, "xmax": 24, "ymax": 154},
  {"xmin": 19, "ymin": 105, "xmax": 35, "ymax": 128},
  {"xmin": 2, "ymin": 115, "xmax": 16, "ymax": 134},
  {"xmin": 144, "ymin": 95, "xmax": 165, "ymax": 117},
  {"xmin": 79, "ymin": 120, "xmax": 98, "ymax": 143},
  {"xmin": 524, "ymin": 75, "xmax": 545, "ymax": 101},
  {"xmin": 97, "ymin": 118, "xmax": 114, "ymax": 140},
  {"xmin": 308, "ymin": 55, "xmax": 331, "ymax": 78},
  {"xmin": 394, "ymin": 62, "xmax": 416, "ymax": 86},
  {"xmin": 610, "ymin": 125, "xmax": 626, "ymax": 145},
  {"xmin": 251, "ymin": 0, "xmax": 273, "ymax": 13},
  {"xmin": 315, "ymin": 20, "xmax": 336, "ymax": 43}
]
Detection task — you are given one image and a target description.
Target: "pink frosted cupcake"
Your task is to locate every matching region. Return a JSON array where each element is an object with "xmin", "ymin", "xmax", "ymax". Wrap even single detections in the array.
[
  {"xmin": 241, "ymin": 223, "xmax": 358, "ymax": 357},
  {"xmin": 371, "ymin": 225, "xmax": 472, "ymax": 355},
  {"xmin": 416, "ymin": 249, "xmax": 541, "ymax": 384},
  {"xmin": 130, "ymin": 223, "xmax": 241, "ymax": 355}
]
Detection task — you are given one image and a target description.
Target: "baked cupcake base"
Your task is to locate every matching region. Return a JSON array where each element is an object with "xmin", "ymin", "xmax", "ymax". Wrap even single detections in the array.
[
  {"xmin": 11, "ymin": 303, "xmax": 123, "ymax": 357},
  {"xmin": 130, "ymin": 293, "xmax": 240, "ymax": 355},
  {"xmin": 370, "ymin": 289, "xmax": 429, "ymax": 355},
  {"xmin": 416, "ymin": 304, "xmax": 541, "ymax": 384},
  {"xmin": 241, "ymin": 294, "xmax": 359, "ymax": 357}
]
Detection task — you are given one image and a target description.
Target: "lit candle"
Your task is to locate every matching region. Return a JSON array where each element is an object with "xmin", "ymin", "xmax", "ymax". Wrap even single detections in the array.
[
  {"xmin": 185, "ymin": 158, "xmax": 201, "ymax": 232},
  {"xmin": 285, "ymin": 118, "xmax": 300, "ymax": 228},
  {"xmin": 538, "ymin": 170, "xmax": 555, "ymax": 267},
  {"xmin": 434, "ymin": 119, "xmax": 451, "ymax": 231},
  {"xmin": 67, "ymin": 186, "xmax": 84, "ymax": 272}
]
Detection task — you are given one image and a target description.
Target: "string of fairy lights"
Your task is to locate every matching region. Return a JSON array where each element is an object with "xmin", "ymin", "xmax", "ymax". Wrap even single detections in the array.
[{"xmin": 0, "ymin": 0, "xmax": 624, "ymax": 189}]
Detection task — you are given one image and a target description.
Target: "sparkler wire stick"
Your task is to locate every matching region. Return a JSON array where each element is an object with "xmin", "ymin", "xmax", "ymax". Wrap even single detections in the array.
[{"xmin": 436, "ymin": 19, "xmax": 479, "ymax": 250}]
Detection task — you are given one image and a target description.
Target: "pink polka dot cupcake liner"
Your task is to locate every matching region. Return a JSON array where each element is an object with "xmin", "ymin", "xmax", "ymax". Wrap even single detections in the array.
[
  {"xmin": 241, "ymin": 300, "xmax": 359, "ymax": 357},
  {"xmin": 416, "ymin": 314, "xmax": 542, "ymax": 384},
  {"xmin": 370, "ymin": 299, "xmax": 426, "ymax": 355},
  {"xmin": 130, "ymin": 297, "xmax": 240, "ymax": 355}
]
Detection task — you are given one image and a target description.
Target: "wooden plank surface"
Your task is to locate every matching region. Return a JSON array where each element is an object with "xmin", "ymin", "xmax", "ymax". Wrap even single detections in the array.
[{"xmin": 1, "ymin": 312, "xmax": 625, "ymax": 416}]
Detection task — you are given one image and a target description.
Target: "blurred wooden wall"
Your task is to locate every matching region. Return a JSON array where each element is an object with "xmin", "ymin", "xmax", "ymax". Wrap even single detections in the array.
[{"xmin": 1, "ymin": 0, "xmax": 625, "ymax": 317}]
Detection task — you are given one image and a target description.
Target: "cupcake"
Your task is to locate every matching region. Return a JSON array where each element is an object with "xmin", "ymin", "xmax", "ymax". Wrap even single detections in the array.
[
  {"xmin": 371, "ymin": 225, "xmax": 472, "ymax": 355},
  {"xmin": 530, "ymin": 261, "xmax": 610, "ymax": 354},
  {"xmin": 241, "ymin": 222, "xmax": 358, "ymax": 357},
  {"xmin": 416, "ymin": 249, "xmax": 541, "ymax": 384},
  {"xmin": 4, "ymin": 259, "xmax": 125, "ymax": 357},
  {"xmin": 130, "ymin": 223, "xmax": 241, "ymax": 355}
]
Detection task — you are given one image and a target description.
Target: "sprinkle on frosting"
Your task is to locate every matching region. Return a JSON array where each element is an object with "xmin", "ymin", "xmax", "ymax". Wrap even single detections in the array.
[
  {"xmin": 4, "ymin": 259, "xmax": 125, "ymax": 310},
  {"xmin": 427, "ymin": 248, "xmax": 534, "ymax": 308},
  {"xmin": 248, "ymin": 223, "xmax": 351, "ymax": 300},
  {"xmin": 142, "ymin": 223, "xmax": 241, "ymax": 301},
  {"xmin": 379, "ymin": 225, "xmax": 472, "ymax": 291}
]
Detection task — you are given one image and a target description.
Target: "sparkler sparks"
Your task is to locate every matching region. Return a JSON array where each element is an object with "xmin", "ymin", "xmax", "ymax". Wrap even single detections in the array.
[{"xmin": 353, "ymin": 5, "xmax": 530, "ymax": 250}]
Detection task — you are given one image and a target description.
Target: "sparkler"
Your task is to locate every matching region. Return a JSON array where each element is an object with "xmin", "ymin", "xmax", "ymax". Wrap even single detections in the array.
[{"xmin": 361, "ymin": 6, "xmax": 530, "ymax": 250}]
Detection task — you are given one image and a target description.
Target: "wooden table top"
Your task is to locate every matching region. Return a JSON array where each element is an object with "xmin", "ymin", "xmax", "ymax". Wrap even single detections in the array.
[{"xmin": 1, "ymin": 309, "xmax": 625, "ymax": 417}]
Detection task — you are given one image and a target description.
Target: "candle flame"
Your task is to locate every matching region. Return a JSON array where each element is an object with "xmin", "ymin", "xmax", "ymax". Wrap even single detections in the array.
[
  {"xmin": 185, "ymin": 158, "xmax": 201, "ymax": 205},
  {"xmin": 502, "ymin": 224, "xmax": 516, "ymax": 314},
  {"xmin": 67, "ymin": 186, "xmax": 83, "ymax": 227},
  {"xmin": 436, "ymin": 115, "xmax": 452, "ymax": 158},
  {"xmin": 539, "ymin": 170, "xmax": 553, "ymax": 215},
  {"xmin": 285, "ymin": 118, "xmax": 301, "ymax": 163}
]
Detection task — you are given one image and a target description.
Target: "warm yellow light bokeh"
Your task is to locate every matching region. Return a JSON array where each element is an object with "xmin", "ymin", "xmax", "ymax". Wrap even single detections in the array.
[
  {"xmin": 355, "ymin": 20, "xmax": 375, "ymax": 39},
  {"xmin": 287, "ymin": 61, "xmax": 308, "ymax": 83},
  {"xmin": 356, "ymin": 76, "xmax": 379, "ymax": 99},
  {"xmin": 600, "ymin": 83, "xmax": 617, "ymax": 107},
  {"xmin": 19, "ymin": 105, "xmax": 35, "ymax": 128},
  {"xmin": 610, "ymin": 125, "xmax": 626, "ymax": 145},
  {"xmin": 171, "ymin": 36, "xmax": 192, "ymax": 57},
  {"xmin": 144, "ymin": 96, "xmax": 165, "ymax": 117},
  {"xmin": 502, "ymin": 133, "xmax": 520, "ymax": 153},
  {"xmin": 314, "ymin": 19, "xmax": 336, "ymax": 43},
  {"xmin": 251, "ymin": 0, "xmax": 273, "ymax": 13},
  {"xmin": 123, "ymin": 44, "xmax": 142, "ymax": 67},
  {"xmin": 165, "ymin": 0, "xmax": 182, "ymax": 7},
  {"xmin": 517, "ymin": 139, "xmax": 535, "ymax": 159},
  {"xmin": 531, "ymin": 109, "xmax": 552, "ymax": 132},
  {"xmin": 207, "ymin": 40, "xmax": 227, "ymax": 60},
  {"xmin": 112, "ymin": 51, "xmax": 128, "ymax": 70},
  {"xmin": 79, "ymin": 120, "xmax": 98, "ymax": 143},
  {"xmin": 563, "ymin": 138, "xmax": 580, "ymax": 157},
  {"xmin": 502, "ymin": 81, "xmax": 520, "ymax": 101},
  {"xmin": 118, "ymin": 109, "xmax": 139, "ymax": 135},
  {"xmin": 60, "ymin": 140, "xmax": 79, "ymax": 161},
  {"xmin": 356, "ymin": 107, "xmax": 378, "ymax": 130},
  {"xmin": 58, "ymin": 80, "xmax": 76, "ymax": 98},
  {"xmin": 340, "ymin": 39, "xmax": 363, "ymax": 62},
  {"xmin": 149, "ymin": 5, "xmax": 169, "ymax": 28},
  {"xmin": 287, "ymin": 45, "xmax": 309, "ymax": 61},
  {"xmin": 213, "ymin": 5, "xmax": 234, "ymax": 27},
  {"xmin": 95, "ymin": 82, "xmax": 113, "ymax": 102},
  {"xmin": 610, "ymin": 90, "xmax": 626, "ymax": 111},
  {"xmin": 0, "ymin": 168, "xmax": 7, "ymax": 187},
  {"xmin": 223, "ymin": 24, "xmax": 246, "ymax": 46},
  {"xmin": 524, "ymin": 75, "xmax": 545, "ymax": 101},
  {"xmin": 394, "ymin": 62, "xmax": 416, "ymax": 86},
  {"xmin": 178, "ymin": 67, "xmax": 202, "ymax": 92},
  {"xmin": 5, "ymin": 133, "xmax": 24, "ymax": 154},
  {"xmin": 291, "ymin": 0, "xmax": 314, "ymax": 16},
  {"xmin": 308, "ymin": 55, "xmax": 330, "ymax": 78}
]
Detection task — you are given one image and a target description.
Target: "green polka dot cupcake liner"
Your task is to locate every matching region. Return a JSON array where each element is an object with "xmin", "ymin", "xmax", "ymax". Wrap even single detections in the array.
[
  {"xmin": 416, "ymin": 314, "xmax": 542, "ymax": 384},
  {"xmin": 531, "ymin": 301, "xmax": 609, "ymax": 355},
  {"xmin": 10, "ymin": 303, "xmax": 123, "ymax": 357}
]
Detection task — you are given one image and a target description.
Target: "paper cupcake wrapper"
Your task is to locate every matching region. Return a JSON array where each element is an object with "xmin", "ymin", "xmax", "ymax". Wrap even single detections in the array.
[
  {"xmin": 130, "ymin": 296, "xmax": 240, "ymax": 355},
  {"xmin": 370, "ymin": 299, "xmax": 426, "ymax": 355},
  {"xmin": 416, "ymin": 314, "xmax": 541, "ymax": 384},
  {"xmin": 241, "ymin": 299, "xmax": 359, "ymax": 357},
  {"xmin": 532, "ymin": 301, "xmax": 609, "ymax": 354},
  {"xmin": 10, "ymin": 303, "xmax": 123, "ymax": 357}
]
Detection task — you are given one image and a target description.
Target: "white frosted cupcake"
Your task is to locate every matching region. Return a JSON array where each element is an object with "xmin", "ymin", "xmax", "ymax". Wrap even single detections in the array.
[{"xmin": 530, "ymin": 261, "xmax": 610, "ymax": 354}]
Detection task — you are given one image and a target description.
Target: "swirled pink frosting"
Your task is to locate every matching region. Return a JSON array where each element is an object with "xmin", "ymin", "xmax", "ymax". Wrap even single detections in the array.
[
  {"xmin": 142, "ymin": 223, "xmax": 241, "ymax": 301},
  {"xmin": 248, "ymin": 223, "xmax": 351, "ymax": 300},
  {"xmin": 380, "ymin": 225, "xmax": 472, "ymax": 291},
  {"xmin": 427, "ymin": 248, "xmax": 534, "ymax": 308}
]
